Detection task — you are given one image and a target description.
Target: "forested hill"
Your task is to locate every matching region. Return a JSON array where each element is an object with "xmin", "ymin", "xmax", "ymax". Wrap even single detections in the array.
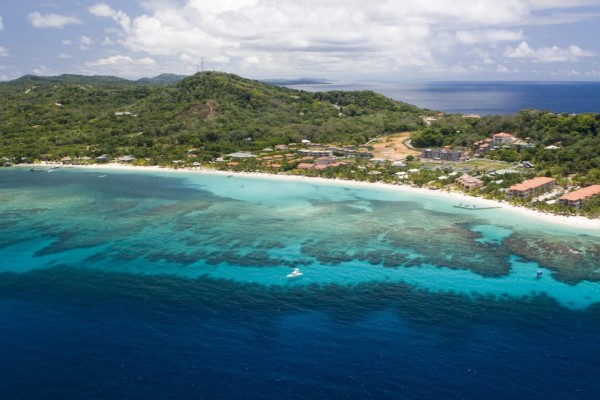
[{"xmin": 0, "ymin": 72, "xmax": 426, "ymax": 163}]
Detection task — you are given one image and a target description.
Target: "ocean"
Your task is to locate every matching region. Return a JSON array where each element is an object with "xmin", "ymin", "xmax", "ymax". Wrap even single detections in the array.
[
  {"xmin": 290, "ymin": 81, "xmax": 600, "ymax": 115},
  {"xmin": 1, "ymin": 168, "xmax": 600, "ymax": 399}
]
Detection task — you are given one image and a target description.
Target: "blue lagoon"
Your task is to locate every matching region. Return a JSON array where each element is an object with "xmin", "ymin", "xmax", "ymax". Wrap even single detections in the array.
[{"xmin": 1, "ymin": 167, "xmax": 599, "ymax": 399}]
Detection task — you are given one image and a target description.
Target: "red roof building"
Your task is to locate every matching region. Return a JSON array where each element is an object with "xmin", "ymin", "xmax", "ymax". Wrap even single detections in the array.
[
  {"xmin": 558, "ymin": 185, "xmax": 600, "ymax": 207},
  {"xmin": 493, "ymin": 132, "xmax": 517, "ymax": 145},
  {"xmin": 297, "ymin": 163, "xmax": 314, "ymax": 170},
  {"xmin": 455, "ymin": 174, "xmax": 484, "ymax": 191},
  {"xmin": 507, "ymin": 177, "xmax": 555, "ymax": 199}
]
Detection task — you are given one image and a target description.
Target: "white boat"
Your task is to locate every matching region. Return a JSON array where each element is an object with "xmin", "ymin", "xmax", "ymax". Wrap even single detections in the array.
[
  {"xmin": 286, "ymin": 268, "xmax": 303, "ymax": 278},
  {"xmin": 535, "ymin": 270, "xmax": 543, "ymax": 279}
]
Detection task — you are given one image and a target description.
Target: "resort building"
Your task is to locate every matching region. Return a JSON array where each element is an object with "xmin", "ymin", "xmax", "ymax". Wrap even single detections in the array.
[
  {"xmin": 558, "ymin": 185, "xmax": 600, "ymax": 207},
  {"xmin": 296, "ymin": 163, "xmax": 314, "ymax": 170},
  {"xmin": 455, "ymin": 174, "xmax": 484, "ymax": 191},
  {"xmin": 474, "ymin": 138, "xmax": 494, "ymax": 155},
  {"xmin": 297, "ymin": 149, "xmax": 333, "ymax": 158},
  {"xmin": 117, "ymin": 155, "xmax": 135, "ymax": 163},
  {"xmin": 506, "ymin": 177, "xmax": 555, "ymax": 199},
  {"xmin": 227, "ymin": 152, "xmax": 256, "ymax": 159},
  {"xmin": 474, "ymin": 133, "xmax": 518, "ymax": 155},
  {"xmin": 493, "ymin": 132, "xmax": 517, "ymax": 145},
  {"xmin": 355, "ymin": 151, "xmax": 373, "ymax": 159},
  {"xmin": 420, "ymin": 148, "xmax": 464, "ymax": 162}
]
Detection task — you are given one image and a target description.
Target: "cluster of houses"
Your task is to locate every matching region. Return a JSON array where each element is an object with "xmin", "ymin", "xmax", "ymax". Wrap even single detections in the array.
[
  {"xmin": 58, "ymin": 155, "xmax": 134, "ymax": 164},
  {"xmin": 10, "ymin": 130, "xmax": 600, "ymax": 210},
  {"xmin": 223, "ymin": 142, "xmax": 374, "ymax": 171},
  {"xmin": 420, "ymin": 132, "xmax": 527, "ymax": 163}
]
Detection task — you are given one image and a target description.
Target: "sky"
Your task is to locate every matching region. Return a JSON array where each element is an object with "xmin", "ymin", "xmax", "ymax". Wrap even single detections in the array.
[{"xmin": 1, "ymin": 0, "xmax": 600, "ymax": 81}]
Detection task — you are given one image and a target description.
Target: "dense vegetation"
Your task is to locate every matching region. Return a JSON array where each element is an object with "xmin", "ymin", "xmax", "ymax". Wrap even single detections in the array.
[
  {"xmin": 2, "ymin": 72, "xmax": 599, "ymax": 215},
  {"xmin": 0, "ymin": 72, "xmax": 426, "ymax": 163},
  {"xmin": 411, "ymin": 111, "xmax": 600, "ymax": 183}
]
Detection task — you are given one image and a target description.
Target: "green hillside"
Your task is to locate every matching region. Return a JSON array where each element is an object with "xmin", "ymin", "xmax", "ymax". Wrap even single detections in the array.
[{"xmin": 0, "ymin": 72, "xmax": 426, "ymax": 163}]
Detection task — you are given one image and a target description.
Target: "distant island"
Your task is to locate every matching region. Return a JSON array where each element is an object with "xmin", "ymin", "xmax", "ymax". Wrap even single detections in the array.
[
  {"xmin": 262, "ymin": 77, "xmax": 331, "ymax": 86},
  {"xmin": 1, "ymin": 71, "xmax": 599, "ymax": 217}
]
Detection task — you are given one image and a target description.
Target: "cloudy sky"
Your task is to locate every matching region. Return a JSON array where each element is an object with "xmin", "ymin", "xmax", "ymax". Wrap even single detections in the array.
[{"xmin": 1, "ymin": 0, "xmax": 600, "ymax": 81}]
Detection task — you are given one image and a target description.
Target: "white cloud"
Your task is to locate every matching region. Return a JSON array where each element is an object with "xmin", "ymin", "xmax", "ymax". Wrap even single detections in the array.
[
  {"xmin": 505, "ymin": 41, "xmax": 595, "ymax": 62},
  {"xmin": 62, "ymin": 39, "xmax": 74, "ymax": 45},
  {"xmin": 32, "ymin": 65, "xmax": 56, "ymax": 76},
  {"xmin": 529, "ymin": 0, "xmax": 599, "ymax": 9},
  {"xmin": 83, "ymin": 54, "xmax": 159, "ymax": 78},
  {"xmin": 28, "ymin": 12, "xmax": 82, "ymax": 28},
  {"xmin": 88, "ymin": 3, "xmax": 130, "ymax": 33},
  {"xmin": 79, "ymin": 35, "xmax": 94, "ymax": 50},
  {"xmin": 0, "ymin": 16, "xmax": 4, "ymax": 31},
  {"xmin": 57, "ymin": 53, "xmax": 72, "ymax": 59},
  {"xmin": 456, "ymin": 30, "xmax": 523, "ymax": 45},
  {"xmin": 0, "ymin": 46, "xmax": 8, "ymax": 57},
  {"xmin": 94, "ymin": 0, "xmax": 591, "ymax": 77},
  {"xmin": 88, "ymin": 3, "xmax": 114, "ymax": 17},
  {"xmin": 80, "ymin": 36, "xmax": 93, "ymax": 46},
  {"xmin": 88, "ymin": 55, "xmax": 156, "ymax": 66},
  {"xmin": 77, "ymin": 0, "xmax": 600, "ymax": 79}
]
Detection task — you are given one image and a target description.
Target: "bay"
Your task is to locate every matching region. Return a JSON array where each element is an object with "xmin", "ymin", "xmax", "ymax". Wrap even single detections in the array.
[{"xmin": 1, "ymin": 167, "xmax": 599, "ymax": 399}]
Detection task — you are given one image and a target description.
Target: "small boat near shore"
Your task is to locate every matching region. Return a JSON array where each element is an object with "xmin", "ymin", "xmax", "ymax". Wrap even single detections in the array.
[
  {"xmin": 535, "ymin": 270, "xmax": 543, "ymax": 279},
  {"xmin": 286, "ymin": 268, "xmax": 303, "ymax": 278}
]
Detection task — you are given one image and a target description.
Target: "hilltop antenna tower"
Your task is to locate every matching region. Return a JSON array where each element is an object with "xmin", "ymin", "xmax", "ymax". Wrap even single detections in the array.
[{"xmin": 201, "ymin": 58, "xmax": 204, "ymax": 72}]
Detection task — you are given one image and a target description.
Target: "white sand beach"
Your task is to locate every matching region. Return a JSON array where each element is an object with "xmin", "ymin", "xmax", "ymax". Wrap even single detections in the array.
[{"xmin": 23, "ymin": 162, "xmax": 600, "ymax": 229}]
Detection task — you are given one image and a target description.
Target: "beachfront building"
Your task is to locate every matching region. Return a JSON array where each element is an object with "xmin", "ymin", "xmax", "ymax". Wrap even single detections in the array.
[
  {"xmin": 117, "ymin": 155, "xmax": 135, "ymax": 163},
  {"xmin": 506, "ymin": 177, "xmax": 555, "ymax": 199},
  {"xmin": 455, "ymin": 174, "xmax": 484, "ymax": 191},
  {"xmin": 558, "ymin": 185, "xmax": 600, "ymax": 207}
]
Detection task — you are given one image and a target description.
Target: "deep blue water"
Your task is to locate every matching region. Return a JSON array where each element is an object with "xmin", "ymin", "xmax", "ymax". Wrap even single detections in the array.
[
  {"xmin": 290, "ymin": 81, "xmax": 600, "ymax": 115},
  {"xmin": 1, "ymin": 168, "xmax": 600, "ymax": 399}
]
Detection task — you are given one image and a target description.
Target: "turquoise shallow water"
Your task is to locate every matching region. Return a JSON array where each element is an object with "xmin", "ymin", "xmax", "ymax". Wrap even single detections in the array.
[
  {"xmin": 1, "ymin": 167, "xmax": 599, "ymax": 309},
  {"xmin": 2, "ymin": 167, "xmax": 600, "ymax": 399}
]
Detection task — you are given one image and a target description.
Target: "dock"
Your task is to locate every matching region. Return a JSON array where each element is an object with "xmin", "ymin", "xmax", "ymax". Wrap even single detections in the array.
[{"xmin": 453, "ymin": 203, "xmax": 501, "ymax": 210}]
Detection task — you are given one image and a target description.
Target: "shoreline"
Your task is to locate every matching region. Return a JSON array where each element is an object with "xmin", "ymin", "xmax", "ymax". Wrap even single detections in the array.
[{"xmin": 19, "ymin": 162, "xmax": 600, "ymax": 229}]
